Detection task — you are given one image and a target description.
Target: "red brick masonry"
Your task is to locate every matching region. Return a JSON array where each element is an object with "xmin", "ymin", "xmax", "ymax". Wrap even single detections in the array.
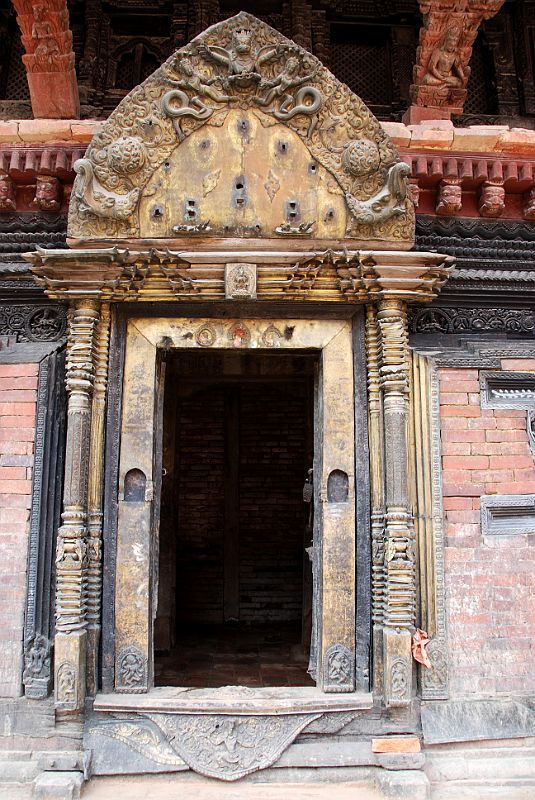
[
  {"xmin": 440, "ymin": 361, "xmax": 535, "ymax": 696},
  {"xmin": 0, "ymin": 363, "xmax": 38, "ymax": 697}
]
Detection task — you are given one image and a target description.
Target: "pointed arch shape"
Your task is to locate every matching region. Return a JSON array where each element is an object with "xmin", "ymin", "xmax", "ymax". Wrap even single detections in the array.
[{"xmin": 68, "ymin": 12, "xmax": 414, "ymax": 248}]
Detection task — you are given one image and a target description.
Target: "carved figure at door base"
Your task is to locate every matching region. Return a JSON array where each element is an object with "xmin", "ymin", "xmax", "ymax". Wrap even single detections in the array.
[
  {"xmin": 117, "ymin": 645, "xmax": 147, "ymax": 692},
  {"xmin": 23, "ymin": 634, "xmax": 51, "ymax": 699},
  {"xmin": 324, "ymin": 643, "xmax": 355, "ymax": 692}
]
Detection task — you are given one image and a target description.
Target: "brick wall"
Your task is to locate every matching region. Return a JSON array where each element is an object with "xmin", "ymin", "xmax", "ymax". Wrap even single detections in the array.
[
  {"xmin": 0, "ymin": 363, "xmax": 38, "ymax": 697},
  {"xmin": 174, "ymin": 380, "xmax": 309, "ymax": 626},
  {"xmin": 440, "ymin": 360, "xmax": 535, "ymax": 697}
]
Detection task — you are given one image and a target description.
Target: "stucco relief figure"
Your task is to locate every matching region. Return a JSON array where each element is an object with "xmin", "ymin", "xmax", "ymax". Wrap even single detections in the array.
[
  {"xmin": 73, "ymin": 158, "xmax": 140, "ymax": 221},
  {"xmin": 255, "ymin": 56, "xmax": 318, "ymax": 107},
  {"xmin": 423, "ymin": 27, "xmax": 468, "ymax": 89},
  {"xmin": 436, "ymin": 180, "xmax": 462, "ymax": 216},
  {"xmin": 346, "ymin": 162, "xmax": 410, "ymax": 226},
  {"xmin": 479, "ymin": 182, "xmax": 505, "ymax": 218},
  {"xmin": 163, "ymin": 55, "xmax": 236, "ymax": 103},
  {"xmin": 197, "ymin": 27, "xmax": 285, "ymax": 88}
]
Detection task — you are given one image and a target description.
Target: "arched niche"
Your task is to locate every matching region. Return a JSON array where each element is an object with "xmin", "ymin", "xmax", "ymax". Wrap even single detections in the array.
[{"xmin": 67, "ymin": 12, "xmax": 414, "ymax": 249}]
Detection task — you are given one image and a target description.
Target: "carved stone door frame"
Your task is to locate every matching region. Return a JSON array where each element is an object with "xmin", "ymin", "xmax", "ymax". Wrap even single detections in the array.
[{"xmin": 113, "ymin": 315, "xmax": 357, "ymax": 695}]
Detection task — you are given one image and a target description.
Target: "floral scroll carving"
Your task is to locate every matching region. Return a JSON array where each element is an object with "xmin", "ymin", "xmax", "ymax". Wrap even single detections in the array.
[{"xmin": 68, "ymin": 12, "xmax": 413, "ymax": 245}]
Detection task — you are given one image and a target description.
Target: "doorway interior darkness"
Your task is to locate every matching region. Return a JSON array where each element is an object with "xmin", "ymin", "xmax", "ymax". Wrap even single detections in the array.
[{"xmin": 154, "ymin": 350, "xmax": 317, "ymax": 688}]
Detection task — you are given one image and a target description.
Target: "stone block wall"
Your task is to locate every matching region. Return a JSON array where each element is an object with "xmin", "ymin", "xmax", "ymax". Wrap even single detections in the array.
[
  {"xmin": 0, "ymin": 363, "xmax": 38, "ymax": 698},
  {"xmin": 439, "ymin": 361, "xmax": 535, "ymax": 697}
]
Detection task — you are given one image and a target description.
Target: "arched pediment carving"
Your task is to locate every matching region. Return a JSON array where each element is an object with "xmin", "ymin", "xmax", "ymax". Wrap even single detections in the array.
[{"xmin": 68, "ymin": 12, "xmax": 414, "ymax": 247}]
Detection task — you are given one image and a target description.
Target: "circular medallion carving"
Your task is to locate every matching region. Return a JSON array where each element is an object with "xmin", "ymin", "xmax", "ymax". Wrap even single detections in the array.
[
  {"xmin": 195, "ymin": 324, "xmax": 217, "ymax": 347},
  {"xmin": 108, "ymin": 137, "xmax": 146, "ymax": 175},
  {"xmin": 342, "ymin": 139, "xmax": 380, "ymax": 177}
]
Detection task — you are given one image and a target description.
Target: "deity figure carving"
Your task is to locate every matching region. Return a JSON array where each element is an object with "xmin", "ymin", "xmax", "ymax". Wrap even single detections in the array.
[
  {"xmin": 31, "ymin": 5, "xmax": 61, "ymax": 71},
  {"xmin": 197, "ymin": 26, "xmax": 293, "ymax": 91},
  {"xmin": 479, "ymin": 182, "xmax": 505, "ymax": 218},
  {"xmin": 33, "ymin": 175, "xmax": 61, "ymax": 212},
  {"xmin": 423, "ymin": 27, "xmax": 468, "ymax": 89},
  {"xmin": 163, "ymin": 55, "xmax": 236, "ymax": 103},
  {"xmin": 255, "ymin": 56, "xmax": 318, "ymax": 107},
  {"xmin": 23, "ymin": 634, "xmax": 51, "ymax": 699}
]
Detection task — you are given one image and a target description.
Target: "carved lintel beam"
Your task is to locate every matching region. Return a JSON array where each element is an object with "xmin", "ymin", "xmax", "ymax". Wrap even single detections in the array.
[
  {"xmin": 54, "ymin": 300, "xmax": 100, "ymax": 715},
  {"xmin": 86, "ymin": 303, "xmax": 111, "ymax": 696},
  {"xmin": 407, "ymin": 0, "xmax": 505, "ymax": 119},
  {"xmin": 25, "ymin": 247, "xmax": 453, "ymax": 305},
  {"xmin": 12, "ymin": 0, "xmax": 80, "ymax": 119},
  {"xmin": 376, "ymin": 298, "xmax": 415, "ymax": 708}
]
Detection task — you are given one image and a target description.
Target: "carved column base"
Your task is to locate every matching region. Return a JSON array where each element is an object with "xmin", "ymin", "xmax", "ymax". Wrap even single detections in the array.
[
  {"xmin": 384, "ymin": 628, "xmax": 412, "ymax": 708},
  {"xmin": 54, "ymin": 631, "xmax": 86, "ymax": 715}
]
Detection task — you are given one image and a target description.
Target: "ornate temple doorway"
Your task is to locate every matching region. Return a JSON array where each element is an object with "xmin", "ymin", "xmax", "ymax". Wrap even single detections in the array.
[
  {"xmin": 112, "ymin": 315, "xmax": 358, "ymax": 694},
  {"xmin": 154, "ymin": 350, "xmax": 316, "ymax": 688}
]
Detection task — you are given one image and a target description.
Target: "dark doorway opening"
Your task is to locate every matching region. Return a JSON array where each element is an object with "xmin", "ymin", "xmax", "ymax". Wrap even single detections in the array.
[{"xmin": 154, "ymin": 350, "xmax": 316, "ymax": 688}]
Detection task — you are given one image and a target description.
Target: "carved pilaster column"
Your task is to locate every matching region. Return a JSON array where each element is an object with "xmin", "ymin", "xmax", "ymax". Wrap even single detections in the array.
[
  {"xmin": 365, "ymin": 306, "xmax": 386, "ymax": 697},
  {"xmin": 86, "ymin": 304, "xmax": 110, "ymax": 696},
  {"xmin": 376, "ymin": 299, "xmax": 415, "ymax": 708},
  {"xmin": 55, "ymin": 300, "xmax": 100, "ymax": 715}
]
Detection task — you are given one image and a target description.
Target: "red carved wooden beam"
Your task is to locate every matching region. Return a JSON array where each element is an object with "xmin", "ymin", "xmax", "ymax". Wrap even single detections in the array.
[
  {"xmin": 12, "ymin": 0, "xmax": 80, "ymax": 119},
  {"xmin": 405, "ymin": 0, "xmax": 505, "ymax": 122}
]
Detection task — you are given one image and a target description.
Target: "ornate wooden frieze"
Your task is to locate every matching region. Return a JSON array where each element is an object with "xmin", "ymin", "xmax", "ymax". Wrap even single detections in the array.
[
  {"xmin": 67, "ymin": 12, "xmax": 414, "ymax": 246},
  {"xmin": 0, "ymin": 304, "xmax": 67, "ymax": 342},
  {"xmin": 376, "ymin": 298, "xmax": 416, "ymax": 708},
  {"xmin": 410, "ymin": 307, "xmax": 535, "ymax": 335},
  {"xmin": 55, "ymin": 299, "xmax": 100, "ymax": 713},
  {"xmin": 12, "ymin": 0, "xmax": 80, "ymax": 119},
  {"xmin": 409, "ymin": 0, "xmax": 505, "ymax": 117}
]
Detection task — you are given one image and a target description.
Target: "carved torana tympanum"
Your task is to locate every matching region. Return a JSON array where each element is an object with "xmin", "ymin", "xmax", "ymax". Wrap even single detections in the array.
[{"xmin": 68, "ymin": 12, "xmax": 414, "ymax": 245}]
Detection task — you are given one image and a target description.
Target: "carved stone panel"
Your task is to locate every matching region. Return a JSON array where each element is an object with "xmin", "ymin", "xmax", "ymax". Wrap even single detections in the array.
[{"xmin": 146, "ymin": 712, "xmax": 319, "ymax": 780}]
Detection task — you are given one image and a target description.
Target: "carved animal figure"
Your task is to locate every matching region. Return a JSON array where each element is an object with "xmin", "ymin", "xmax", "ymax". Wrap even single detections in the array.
[
  {"xmin": 73, "ymin": 159, "xmax": 140, "ymax": 221},
  {"xmin": 346, "ymin": 162, "xmax": 410, "ymax": 225}
]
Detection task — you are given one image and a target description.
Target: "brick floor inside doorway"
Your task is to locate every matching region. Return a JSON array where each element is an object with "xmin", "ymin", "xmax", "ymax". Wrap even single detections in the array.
[{"xmin": 154, "ymin": 622, "xmax": 314, "ymax": 688}]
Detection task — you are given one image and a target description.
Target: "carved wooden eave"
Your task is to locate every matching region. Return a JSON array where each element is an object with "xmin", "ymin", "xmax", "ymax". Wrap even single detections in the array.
[{"xmin": 25, "ymin": 246, "xmax": 454, "ymax": 304}]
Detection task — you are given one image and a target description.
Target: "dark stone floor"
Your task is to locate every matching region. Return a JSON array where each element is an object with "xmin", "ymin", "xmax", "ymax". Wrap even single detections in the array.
[{"xmin": 154, "ymin": 622, "xmax": 314, "ymax": 687}]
